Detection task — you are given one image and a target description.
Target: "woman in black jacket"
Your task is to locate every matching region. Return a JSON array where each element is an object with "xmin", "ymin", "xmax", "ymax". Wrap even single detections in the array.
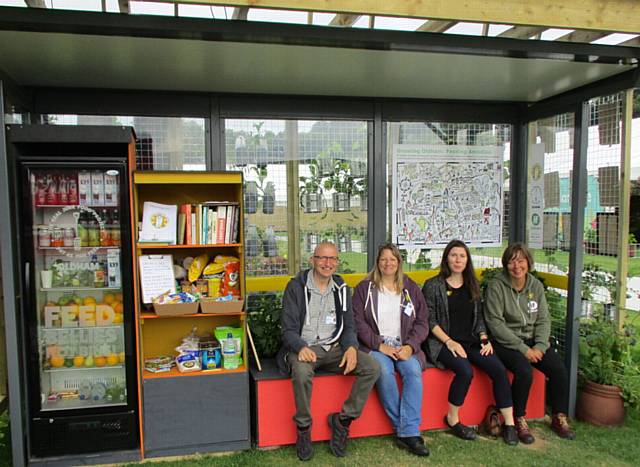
[{"xmin": 422, "ymin": 240, "xmax": 517, "ymax": 445}]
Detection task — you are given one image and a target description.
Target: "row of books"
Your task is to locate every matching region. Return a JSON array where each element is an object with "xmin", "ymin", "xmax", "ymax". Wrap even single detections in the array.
[{"xmin": 178, "ymin": 202, "xmax": 240, "ymax": 245}]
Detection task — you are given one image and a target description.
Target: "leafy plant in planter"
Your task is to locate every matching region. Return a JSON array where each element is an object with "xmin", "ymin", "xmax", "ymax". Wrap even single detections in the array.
[
  {"xmin": 299, "ymin": 159, "xmax": 325, "ymax": 214},
  {"xmin": 354, "ymin": 176, "xmax": 368, "ymax": 212},
  {"xmin": 576, "ymin": 307, "xmax": 640, "ymax": 425},
  {"xmin": 247, "ymin": 292, "xmax": 283, "ymax": 359},
  {"xmin": 324, "ymin": 160, "xmax": 357, "ymax": 212},
  {"xmin": 629, "ymin": 233, "xmax": 638, "ymax": 258}
]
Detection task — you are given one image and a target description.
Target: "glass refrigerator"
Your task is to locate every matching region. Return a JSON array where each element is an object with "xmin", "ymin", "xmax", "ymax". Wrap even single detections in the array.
[{"xmin": 14, "ymin": 137, "xmax": 138, "ymax": 457}]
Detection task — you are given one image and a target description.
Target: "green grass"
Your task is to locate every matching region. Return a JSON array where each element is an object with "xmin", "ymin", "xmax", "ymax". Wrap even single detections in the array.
[
  {"xmin": 2, "ymin": 410, "xmax": 639, "ymax": 465},
  {"xmin": 115, "ymin": 412, "xmax": 640, "ymax": 467}
]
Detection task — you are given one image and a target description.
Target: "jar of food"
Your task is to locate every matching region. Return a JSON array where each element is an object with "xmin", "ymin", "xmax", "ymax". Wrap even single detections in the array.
[
  {"xmin": 63, "ymin": 227, "xmax": 75, "ymax": 247},
  {"xmin": 38, "ymin": 227, "xmax": 51, "ymax": 247},
  {"xmin": 51, "ymin": 227, "xmax": 64, "ymax": 247}
]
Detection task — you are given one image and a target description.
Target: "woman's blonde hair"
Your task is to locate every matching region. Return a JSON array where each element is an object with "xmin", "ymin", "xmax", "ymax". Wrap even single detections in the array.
[{"xmin": 368, "ymin": 243, "xmax": 404, "ymax": 293}]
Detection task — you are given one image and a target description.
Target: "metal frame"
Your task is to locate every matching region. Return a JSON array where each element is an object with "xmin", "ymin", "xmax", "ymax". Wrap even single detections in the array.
[{"xmin": 0, "ymin": 82, "xmax": 27, "ymax": 467}]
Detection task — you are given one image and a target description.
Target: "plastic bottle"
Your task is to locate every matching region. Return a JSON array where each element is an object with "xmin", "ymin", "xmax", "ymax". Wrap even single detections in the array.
[{"xmin": 222, "ymin": 332, "xmax": 238, "ymax": 370}]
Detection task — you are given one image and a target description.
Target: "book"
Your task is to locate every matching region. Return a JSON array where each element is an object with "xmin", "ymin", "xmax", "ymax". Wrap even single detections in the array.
[
  {"xmin": 139, "ymin": 202, "xmax": 178, "ymax": 244},
  {"xmin": 216, "ymin": 205, "xmax": 227, "ymax": 244},
  {"xmin": 190, "ymin": 211, "xmax": 196, "ymax": 245},
  {"xmin": 177, "ymin": 212, "xmax": 186, "ymax": 245},
  {"xmin": 225, "ymin": 205, "xmax": 234, "ymax": 244}
]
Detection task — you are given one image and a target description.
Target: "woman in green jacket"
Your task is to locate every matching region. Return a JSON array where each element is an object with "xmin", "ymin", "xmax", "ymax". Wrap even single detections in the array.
[{"xmin": 485, "ymin": 243, "xmax": 575, "ymax": 444}]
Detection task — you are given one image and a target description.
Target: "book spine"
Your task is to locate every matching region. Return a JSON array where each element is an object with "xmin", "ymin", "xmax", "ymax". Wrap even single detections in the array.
[
  {"xmin": 189, "ymin": 210, "xmax": 195, "ymax": 245},
  {"xmin": 203, "ymin": 205, "xmax": 208, "ymax": 245},
  {"xmin": 216, "ymin": 206, "xmax": 227, "ymax": 244}
]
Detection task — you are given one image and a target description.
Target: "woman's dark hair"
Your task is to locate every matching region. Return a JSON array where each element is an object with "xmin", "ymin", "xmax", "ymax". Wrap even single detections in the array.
[
  {"xmin": 438, "ymin": 239, "xmax": 480, "ymax": 300},
  {"xmin": 501, "ymin": 242, "xmax": 534, "ymax": 272}
]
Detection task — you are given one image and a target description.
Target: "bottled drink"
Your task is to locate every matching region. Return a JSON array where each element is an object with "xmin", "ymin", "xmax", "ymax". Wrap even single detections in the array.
[
  {"xmin": 222, "ymin": 332, "xmax": 239, "ymax": 370},
  {"xmin": 35, "ymin": 174, "xmax": 47, "ymax": 205},
  {"xmin": 92, "ymin": 255, "xmax": 105, "ymax": 288},
  {"xmin": 78, "ymin": 212, "xmax": 89, "ymax": 247},
  {"xmin": 58, "ymin": 176, "xmax": 68, "ymax": 205},
  {"xmin": 99, "ymin": 209, "xmax": 111, "ymax": 247},
  {"xmin": 110, "ymin": 209, "xmax": 121, "ymax": 246},
  {"xmin": 88, "ymin": 218, "xmax": 100, "ymax": 247},
  {"xmin": 45, "ymin": 174, "xmax": 58, "ymax": 205},
  {"xmin": 67, "ymin": 175, "xmax": 78, "ymax": 205}
]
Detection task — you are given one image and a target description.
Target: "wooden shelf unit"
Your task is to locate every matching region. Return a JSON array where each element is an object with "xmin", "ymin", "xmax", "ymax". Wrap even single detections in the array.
[{"xmin": 131, "ymin": 171, "xmax": 249, "ymax": 458}]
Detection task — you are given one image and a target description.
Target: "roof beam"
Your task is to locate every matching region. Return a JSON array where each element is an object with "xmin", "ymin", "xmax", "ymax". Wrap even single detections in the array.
[
  {"xmin": 158, "ymin": 0, "xmax": 640, "ymax": 34},
  {"xmin": 232, "ymin": 7, "xmax": 249, "ymax": 20},
  {"xmin": 118, "ymin": 0, "xmax": 130, "ymax": 14},
  {"xmin": 416, "ymin": 20, "xmax": 455, "ymax": 33},
  {"xmin": 25, "ymin": 0, "xmax": 47, "ymax": 7},
  {"xmin": 618, "ymin": 36, "xmax": 640, "ymax": 47},
  {"xmin": 329, "ymin": 14, "xmax": 361, "ymax": 27},
  {"xmin": 498, "ymin": 26, "xmax": 547, "ymax": 39},
  {"xmin": 555, "ymin": 30, "xmax": 608, "ymax": 43}
]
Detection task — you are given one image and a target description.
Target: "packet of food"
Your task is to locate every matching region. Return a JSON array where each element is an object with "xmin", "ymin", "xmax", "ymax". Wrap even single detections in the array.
[
  {"xmin": 220, "ymin": 261, "xmax": 241, "ymax": 297},
  {"xmin": 188, "ymin": 253, "xmax": 209, "ymax": 282},
  {"xmin": 213, "ymin": 255, "xmax": 239, "ymax": 264}
]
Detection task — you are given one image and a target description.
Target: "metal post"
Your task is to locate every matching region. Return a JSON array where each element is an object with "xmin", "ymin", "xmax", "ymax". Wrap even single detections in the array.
[
  {"xmin": 0, "ymin": 82, "xmax": 27, "ymax": 467},
  {"xmin": 616, "ymin": 90, "xmax": 633, "ymax": 328},
  {"xmin": 368, "ymin": 103, "xmax": 386, "ymax": 271},
  {"xmin": 565, "ymin": 102, "xmax": 589, "ymax": 418},
  {"xmin": 285, "ymin": 120, "xmax": 300, "ymax": 273},
  {"xmin": 209, "ymin": 96, "xmax": 223, "ymax": 170},
  {"xmin": 509, "ymin": 119, "xmax": 528, "ymax": 243}
]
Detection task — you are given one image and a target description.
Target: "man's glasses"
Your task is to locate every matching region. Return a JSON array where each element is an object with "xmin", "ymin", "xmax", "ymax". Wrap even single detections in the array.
[{"xmin": 313, "ymin": 255, "xmax": 339, "ymax": 263}]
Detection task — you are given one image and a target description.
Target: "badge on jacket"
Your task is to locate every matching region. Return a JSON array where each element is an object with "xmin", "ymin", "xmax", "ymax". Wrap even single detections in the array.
[
  {"xmin": 403, "ymin": 302, "xmax": 414, "ymax": 316},
  {"xmin": 528, "ymin": 300, "xmax": 538, "ymax": 313}
]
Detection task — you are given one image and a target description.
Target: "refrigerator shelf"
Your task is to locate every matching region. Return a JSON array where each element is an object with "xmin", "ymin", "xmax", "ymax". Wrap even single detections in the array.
[
  {"xmin": 41, "ymin": 287, "xmax": 122, "ymax": 292},
  {"xmin": 44, "ymin": 365, "xmax": 124, "ymax": 373},
  {"xmin": 39, "ymin": 246, "xmax": 116, "ymax": 250},
  {"xmin": 35, "ymin": 204, "xmax": 119, "ymax": 209},
  {"xmin": 42, "ymin": 398, "xmax": 127, "ymax": 411}
]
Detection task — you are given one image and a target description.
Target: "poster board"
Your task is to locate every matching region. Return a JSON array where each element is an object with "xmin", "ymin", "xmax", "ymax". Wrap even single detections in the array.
[
  {"xmin": 392, "ymin": 144, "xmax": 503, "ymax": 248},
  {"xmin": 138, "ymin": 255, "xmax": 176, "ymax": 303}
]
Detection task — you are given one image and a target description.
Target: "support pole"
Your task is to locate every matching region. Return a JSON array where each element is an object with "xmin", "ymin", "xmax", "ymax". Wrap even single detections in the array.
[
  {"xmin": 616, "ymin": 89, "xmax": 633, "ymax": 328},
  {"xmin": 285, "ymin": 120, "xmax": 300, "ymax": 273},
  {"xmin": 565, "ymin": 102, "xmax": 589, "ymax": 418}
]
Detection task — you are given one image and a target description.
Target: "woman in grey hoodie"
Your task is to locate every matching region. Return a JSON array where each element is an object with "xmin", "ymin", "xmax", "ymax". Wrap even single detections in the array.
[{"xmin": 485, "ymin": 242, "xmax": 575, "ymax": 444}]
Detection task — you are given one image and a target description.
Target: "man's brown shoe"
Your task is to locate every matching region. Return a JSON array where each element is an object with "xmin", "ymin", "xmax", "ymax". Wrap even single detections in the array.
[
  {"xmin": 551, "ymin": 413, "xmax": 576, "ymax": 440},
  {"xmin": 515, "ymin": 416, "xmax": 535, "ymax": 444}
]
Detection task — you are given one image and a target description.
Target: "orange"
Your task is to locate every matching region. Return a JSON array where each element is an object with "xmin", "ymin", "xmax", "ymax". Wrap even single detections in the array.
[
  {"xmin": 73, "ymin": 355, "xmax": 85, "ymax": 367},
  {"xmin": 115, "ymin": 293, "xmax": 123, "ymax": 302},
  {"xmin": 113, "ymin": 302, "xmax": 124, "ymax": 314},
  {"xmin": 103, "ymin": 293, "xmax": 116, "ymax": 305},
  {"xmin": 50, "ymin": 356, "xmax": 65, "ymax": 368},
  {"xmin": 112, "ymin": 313, "xmax": 123, "ymax": 324},
  {"xmin": 118, "ymin": 351, "xmax": 126, "ymax": 363},
  {"xmin": 106, "ymin": 353, "xmax": 119, "ymax": 366},
  {"xmin": 83, "ymin": 296, "xmax": 96, "ymax": 306},
  {"xmin": 94, "ymin": 356, "xmax": 106, "ymax": 367}
]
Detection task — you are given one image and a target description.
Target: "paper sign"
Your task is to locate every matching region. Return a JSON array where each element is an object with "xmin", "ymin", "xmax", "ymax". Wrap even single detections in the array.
[{"xmin": 138, "ymin": 255, "xmax": 176, "ymax": 304}]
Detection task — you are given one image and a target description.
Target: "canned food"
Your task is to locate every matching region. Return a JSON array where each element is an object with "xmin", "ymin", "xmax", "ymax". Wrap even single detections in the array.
[
  {"xmin": 51, "ymin": 227, "xmax": 64, "ymax": 247},
  {"xmin": 38, "ymin": 227, "xmax": 51, "ymax": 247},
  {"xmin": 63, "ymin": 227, "xmax": 75, "ymax": 247}
]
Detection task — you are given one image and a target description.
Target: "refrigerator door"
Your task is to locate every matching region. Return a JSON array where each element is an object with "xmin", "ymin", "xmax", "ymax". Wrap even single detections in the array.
[{"xmin": 25, "ymin": 166, "xmax": 133, "ymax": 413}]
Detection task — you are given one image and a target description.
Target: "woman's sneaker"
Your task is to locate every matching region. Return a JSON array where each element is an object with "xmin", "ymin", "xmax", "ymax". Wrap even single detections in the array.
[
  {"xmin": 551, "ymin": 413, "xmax": 576, "ymax": 440},
  {"xmin": 515, "ymin": 416, "xmax": 535, "ymax": 444}
]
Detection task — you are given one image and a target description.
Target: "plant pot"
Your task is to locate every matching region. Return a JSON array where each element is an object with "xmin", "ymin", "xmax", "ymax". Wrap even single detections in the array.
[
  {"xmin": 359, "ymin": 193, "xmax": 367, "ymax": 212},
  {"xmin": 351, "ymin": 161, "xmax": 366, "ymax": 178},
  {"xmin": 576, "ymin": 379, "xmax": 625, "ymax": 426},
  {"xmin": 263, "ymin": 237, "xmax": 277, "ymax": 258},
  {"xmin": 245, "ymin": 181, "xmax": 258, "ymax": 214},
  {"xmin": 302, "ymin": 193, "xmax": 322, "ymax": 213},
  {"xmin": 304, "ymin": 233, "xmax": 320, "ymax": 253},
  {"xmin": 262, "ymin": 193, "xmax": 275, "ymax": 214},
  {"xmin": 318, "ymin": 158, "xmax": 334, "ymax": 177},
  {"xmin": 332, "ymin": 193, "xmax": 351, "ymax": 212},
  {"xmin": 335, "ymin": 233, "xmax": 352, "ymax": 252}
]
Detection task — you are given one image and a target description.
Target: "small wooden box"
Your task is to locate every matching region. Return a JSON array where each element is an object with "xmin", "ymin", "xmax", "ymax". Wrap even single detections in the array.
[
  {"xmin": 153, "ymin": 302, "xmax": 200, "ymax": 316},
  {"xmin": 200, "ymin": 298, "xmax": 244, "ymax": 314}
]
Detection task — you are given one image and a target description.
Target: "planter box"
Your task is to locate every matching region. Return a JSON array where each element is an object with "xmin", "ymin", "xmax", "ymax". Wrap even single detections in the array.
[
  {"xmin": 302, "ymin": 193, "xmax": 322, "ymax": 213},
  {"xmin": 200, "ymin": 298, "xmax": 244, "ymax": 314},
  {"xmin": 153, "ymin": 302, "xmax": 199, "ymax": 316},
  {"xmin": 332, "ymin": 193, "xmax": 351, "ymax": 212}
]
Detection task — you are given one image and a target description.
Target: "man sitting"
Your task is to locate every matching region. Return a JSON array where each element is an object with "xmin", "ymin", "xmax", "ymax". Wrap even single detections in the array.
[{"xmin": 276, "ymin": 241, "xmax": 380, "ymax": 461}]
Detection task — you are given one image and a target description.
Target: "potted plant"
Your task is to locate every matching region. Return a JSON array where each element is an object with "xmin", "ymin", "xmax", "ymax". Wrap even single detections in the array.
[
  {"xmin": 245, "ymin": 224, "xmax": 260, "ymax": 257},
  {"xmin": 354, "ymin": 176, "xmax": 368, "ymax": 212},
  {"xmin": 324, "ymin": 160, "xmax": 356, "ymax": 212},
  {"xmin": 246, "ymin": 292, "xmax": 283, "ymax": 359},
  {"xmin": 576, "ymin": 307, "xmax": 637, "ymax": 426},
  {"xmin": 299, "ymin": 159, "xmax": 324, "ymax": 214},
  {"xmin": 262, "ymin": 181, "xmax": 275, "ymax": 215},
  {"xmin": 629, "ymin": 233, "xmax": 637, "ymax": 258},
  {"xmin": 262, "ymin": 225, "xmax": 278, "ymax": 258},
  {"xmin": 244, "ymin": 181, "xmax": 258, "ymax": 214}
]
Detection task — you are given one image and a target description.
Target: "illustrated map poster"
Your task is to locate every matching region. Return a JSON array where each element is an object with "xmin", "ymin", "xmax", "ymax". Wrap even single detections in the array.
[{"xmin": 392, "ymin": 145, "xmax": 504, "ymax": 248}]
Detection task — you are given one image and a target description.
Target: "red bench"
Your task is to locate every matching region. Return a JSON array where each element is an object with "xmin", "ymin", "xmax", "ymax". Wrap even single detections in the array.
[{"xmin": 251, "ymin": 359, "xmax": 545, "ymax": 447}]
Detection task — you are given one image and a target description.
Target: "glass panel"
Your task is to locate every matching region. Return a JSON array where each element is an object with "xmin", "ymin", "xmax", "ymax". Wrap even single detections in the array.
[
  {"xmin": 386, "ymin": 122, "xmax": 511, "ymax": 272},
  {"xmin": 43, "ymin": 115, "xmax": 207, "ymax": 171},
  {"xmin": 30, "ymin": 167, "xmax": 127, "ymax": 410},
  {"xmin": 226, "ymin": 119, "xmax": 369, "ymax": 277}
]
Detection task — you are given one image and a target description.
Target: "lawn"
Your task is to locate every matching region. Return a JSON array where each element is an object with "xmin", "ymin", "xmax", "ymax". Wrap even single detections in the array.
[{"xmin": 2, "ymin": 408, "xmax": 639, "ymax": 465}]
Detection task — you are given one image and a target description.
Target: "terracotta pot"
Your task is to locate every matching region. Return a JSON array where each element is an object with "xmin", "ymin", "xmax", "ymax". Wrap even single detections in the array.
[{"xmin": 576, "ymin": 379, "xmax": 625, "ymax": 426}]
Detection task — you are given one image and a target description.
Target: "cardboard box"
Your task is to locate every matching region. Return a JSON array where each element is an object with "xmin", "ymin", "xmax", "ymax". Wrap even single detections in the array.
[
  {"xmin": 153, "ymin": 302, "xmax": 199, "ymax": 316},
  {"xmin": 200, "ymin": 298, "xmax": 244, "ymax": 314}
]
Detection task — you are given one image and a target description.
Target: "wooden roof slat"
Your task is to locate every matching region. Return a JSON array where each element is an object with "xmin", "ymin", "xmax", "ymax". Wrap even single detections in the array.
[
  {"xmin": 618, "ymin": 36, "xmax": 640, "ymax": 47},
  {"xmin": 232, "ymin": 7, "xmax": 249, "ymax": 20},
  {"xmin": 416, "ymin": 20, "xmax": 456, "ymax": 33},
  {"xmin": 556, "ymin": 30, "xmax": 609, "ymax": 43},
  {"xmin": 118, "ymin": 0, "xmax": 130, "ymax": 14},
  {"xmin": 498, "ymin": 26, "xmax": 547, "ymax": 39},
  {"xmin": 329, "ymin": 14, "xmax": 361, "ymax": 27},
  {"xmin": 25, "ymin": 0, "xmax": 46, "ymax": 7}
]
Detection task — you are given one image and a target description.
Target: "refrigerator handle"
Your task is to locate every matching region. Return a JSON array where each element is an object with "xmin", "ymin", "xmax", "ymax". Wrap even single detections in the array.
[{"xmin": 25, "ymin": 261, "xmax": 30, "ymax": 293}]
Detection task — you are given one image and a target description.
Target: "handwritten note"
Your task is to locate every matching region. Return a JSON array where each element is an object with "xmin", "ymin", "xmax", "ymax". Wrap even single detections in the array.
[{"xmin": 138, "ymin": 255, "xmax": 176, "ymax": 303}]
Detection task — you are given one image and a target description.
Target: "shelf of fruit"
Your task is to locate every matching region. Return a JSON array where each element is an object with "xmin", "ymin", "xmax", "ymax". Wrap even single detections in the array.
[
  {"xmin": 41, "ymin": 287, "xmax": 121, "ymax": 292},
  {"xmin": 41, "ymin": 325, "xmax": 123, "ymax": 331},
  {"xmin": 44, "ymin": 364, "xmax": 124, "ymax": 373},
  {"xmin": 46, "ymin": 353, "xmax": 126, "ymax": 370}
]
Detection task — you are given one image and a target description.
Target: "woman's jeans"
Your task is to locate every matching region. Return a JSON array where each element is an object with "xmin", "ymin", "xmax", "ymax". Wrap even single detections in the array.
[{"xmin": 370, "ymin": 351, "xmax": 423, "ymax": 437}]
